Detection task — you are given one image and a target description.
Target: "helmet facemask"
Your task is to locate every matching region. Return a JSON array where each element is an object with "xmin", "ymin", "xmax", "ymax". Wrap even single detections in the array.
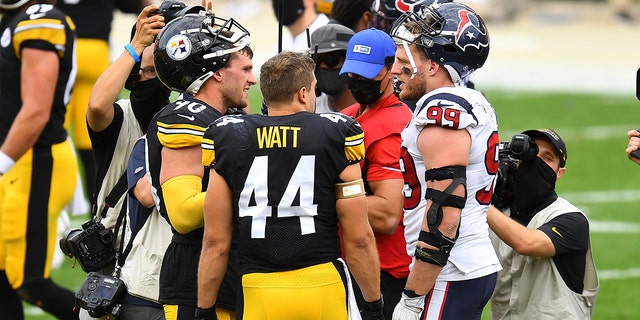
[
  {"xmin": 391, "ymin": 4, "xmax": 445, "ymax": 46},
  {"xmin": 391, "ymin": 3, "xmax": 489, "ymax": 83},
  {"xmin": 391, "ymin": 6, "xmax": 445, "ymax": 80},
  {"xmin": 0, "ymin": 0, "xmax": 31, "ymax": 11}
]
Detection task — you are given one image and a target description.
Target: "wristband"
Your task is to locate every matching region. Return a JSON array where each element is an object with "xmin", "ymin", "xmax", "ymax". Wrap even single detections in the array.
[
  {"xmin": 0, "ymin": 151, "xmax": 15, "ymax": 175},
  {"xmin": 195, "ymin": 306, "xmax": 218, "ymax": 320},
  {"xmin": 403, "ymin": 288, "xmax": 421, "ymax": 298},
  {"xmin": 362, "ymin": 298, "xmax": 384, "ymax": 311},
  {"xmin": 124, "ymin": 43, "xmax": 140, "ymax": 63}
]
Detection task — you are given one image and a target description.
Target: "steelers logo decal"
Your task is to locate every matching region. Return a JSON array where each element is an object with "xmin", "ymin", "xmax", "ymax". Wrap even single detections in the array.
[{"xmin": 165, "ymin": 34, "xmax": 191, "ymax": 61}]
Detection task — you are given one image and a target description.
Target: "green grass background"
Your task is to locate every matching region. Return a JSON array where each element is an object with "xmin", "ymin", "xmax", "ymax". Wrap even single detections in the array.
[{"xmin": 27, "ymin": 89, "xmax": 640, "ymax": 319}]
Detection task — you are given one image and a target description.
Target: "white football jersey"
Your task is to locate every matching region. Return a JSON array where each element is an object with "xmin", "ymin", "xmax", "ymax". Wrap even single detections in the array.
[{"xmin": 400, "ymin": 86, "xmax": 502, "ymax": 281}]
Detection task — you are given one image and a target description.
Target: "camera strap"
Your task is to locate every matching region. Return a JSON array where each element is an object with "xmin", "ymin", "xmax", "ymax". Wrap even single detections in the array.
[
  {"xmin": 111, "ymin": 196, "xmax": 128, "ymax": 277},
  {"xmin": 91, "ymin": 173, "xmax": 128, "ymax": 219},
  {"xmin": 112, "ymin": 196, "xmax": 153, "ymax": 276}
]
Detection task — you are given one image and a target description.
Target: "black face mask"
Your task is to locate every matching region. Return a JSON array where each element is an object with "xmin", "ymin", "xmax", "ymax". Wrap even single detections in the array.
[
  {"xmin": 130, "ymin": 78, "xmax": 171, "ymax": 132},
  {"xmin": 348, "ymin": 78, "xmax": 384, "ymax": 105},
  {"xmin": 512, "ymin": 157, "xmax": 557, "ymax": 219},
  {"xmin": 272, "ymin": 0, "xmax": 304, "ymax": 26},
  {"xmin": 315, "ymin": 68, "xmax": 349, "ymax": 96}
]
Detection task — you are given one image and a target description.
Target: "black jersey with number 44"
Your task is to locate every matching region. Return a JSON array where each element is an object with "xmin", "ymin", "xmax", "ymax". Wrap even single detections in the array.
[{"xmin": 202, "ymin": 112, "xmax": 365, "ymax": 275}]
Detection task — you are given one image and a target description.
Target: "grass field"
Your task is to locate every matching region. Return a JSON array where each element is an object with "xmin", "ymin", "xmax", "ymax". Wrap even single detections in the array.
[{"xmin": 26, "ymin": 89, "xmax": 640, "ymax": 319}]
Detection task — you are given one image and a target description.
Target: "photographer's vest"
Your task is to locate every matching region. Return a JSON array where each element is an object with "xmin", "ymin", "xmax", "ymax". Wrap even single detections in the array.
[
  {"xmin": 91, "ymin": 100, "xmax": 171, "ymax": 303},
  {"xmin": 94, "ymin": 100, "xmax": 143, "ymax": 235},
  {"xmin": 490, "ymin": 198, "xmax": 599, "ymax": 319},
  {"xmin": 119, "ymin": 136, "xmax": 172, "ymax": 303}
]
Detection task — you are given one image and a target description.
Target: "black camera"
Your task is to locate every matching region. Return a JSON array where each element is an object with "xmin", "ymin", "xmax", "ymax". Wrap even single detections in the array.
[
  {"xmin": 149, "ymin": 0, "xmax": 195, "ymax": 24},
  {"xmin": 59, "ymin": 220, "xmax": 116, "ymax": 273},
  {"xmin": 492, "ymin": 134, "xmax": 539, "ymax": 210},
  {"xmin": 75, "ymin": 272, "xmax": 126, "ymax": 318},
  {"xmin": 497, "ymin": 133, "xmax": 538, "ymax": 163}
]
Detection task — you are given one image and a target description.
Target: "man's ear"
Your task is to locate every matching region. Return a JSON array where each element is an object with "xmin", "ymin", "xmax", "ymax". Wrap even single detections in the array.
[
  {"xmin": 428, "ymin": 60, "xmax": 440, "ymax": 74},
  {"xmin": 297, "ymin": 86, "xmax": 308, "ymax": 105},
  {"xmin": 362, "ymin": 11, "xmax": 373, "ymax": 27},
  {"xmin": 212, "ymin": 70, "xmax": 223, "ymax": 82}
]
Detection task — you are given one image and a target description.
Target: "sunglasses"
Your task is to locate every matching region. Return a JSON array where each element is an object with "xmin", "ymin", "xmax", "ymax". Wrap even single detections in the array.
[{"xmin": 316, "ymin": 52, "xmax": 345, "ymax": 69}]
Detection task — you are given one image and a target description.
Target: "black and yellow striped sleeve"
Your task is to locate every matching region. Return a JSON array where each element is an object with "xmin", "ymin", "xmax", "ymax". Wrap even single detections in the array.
[
  {"xmin": 344, "ymin": 121, "xmax": 365, "ymax": 163},
  {"xmin": 157, "ymin": 121, "xmax": 207, "ymax": 149},
  {"xmin": 13, "ymin": 16, "xmax": 73, "ymax": 58}
]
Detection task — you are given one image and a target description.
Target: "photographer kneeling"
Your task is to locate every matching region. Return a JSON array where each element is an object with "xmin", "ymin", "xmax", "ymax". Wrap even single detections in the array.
[{"xmin": 488, "ymin": 128, "xmax": 599, "ymax": 319}]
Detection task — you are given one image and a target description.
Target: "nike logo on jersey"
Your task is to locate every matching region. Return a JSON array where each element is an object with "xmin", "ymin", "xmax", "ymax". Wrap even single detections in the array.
[
  {"xmin": 551, "ymin": 226, "xmax": 563, "ymax": 238},
  {"xmin": 134, "ymin": 166, "xmax": 144, "ymax": 174},
  {"xmin": 436, "ymin": 101, "xmax": 454, "ymax": 108},
  {"xmin": 177, "ymin": 114, "xmax": 195, "ymax": 121}
]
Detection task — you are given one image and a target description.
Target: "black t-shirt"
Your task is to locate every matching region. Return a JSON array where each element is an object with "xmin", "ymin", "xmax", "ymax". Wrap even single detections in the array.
[
  {"xmin": 89, "ymin": 104, "xmax": 125, "ymax": 196},
  {"xmin": 538, "ymin": 212, "xmax": 590, "ymax": 293}
]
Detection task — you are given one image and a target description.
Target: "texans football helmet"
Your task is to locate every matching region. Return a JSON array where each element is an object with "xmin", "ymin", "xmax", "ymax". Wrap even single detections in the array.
[
  {"xmin": 154, "ymin": 12, "xmax": 250, "ymax": 95},
  {"xmin": 369, "ymin": 0, "xmax": 450, "ymax": 33},
  {"xmin": 0, "ymin": 0, "xmax": 31, "ymax": 10},
  {"xmin": 391, "ymin": 2, "xmax": 489, "ymax": 82}
]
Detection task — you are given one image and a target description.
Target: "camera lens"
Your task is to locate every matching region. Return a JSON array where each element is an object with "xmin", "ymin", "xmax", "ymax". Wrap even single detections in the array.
[
  {"xmin": 509, "ymin": 134, "xmax": 538, "ymax": 161},
  {"xmin": 59, "ymin": 228, "xmax": 82, "ymax": 257},
  {"xmin": 99, "ymin": 230, "xmax": 113, "ymax": 244}
]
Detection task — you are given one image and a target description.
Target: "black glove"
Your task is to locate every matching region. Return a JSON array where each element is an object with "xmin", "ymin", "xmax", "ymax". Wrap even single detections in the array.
[
  {"xmin": 195, "ymin": 307, "xmax": 218, "ymax": 320},
  {"xmin": 491, "ymin": 159, "xmax": 517, "ymax": 211},
  {"xmin": 360, "ymin": 298, "xmax": 384, "ymax": 320}
]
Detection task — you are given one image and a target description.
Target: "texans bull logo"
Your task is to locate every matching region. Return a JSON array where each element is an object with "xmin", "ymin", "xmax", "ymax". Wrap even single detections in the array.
[
  {"xmin": 454, "ymin": 9, "xmax": 488, "ymax": 51},
  {"xmin": 394, "ymin": 0, "xmax": 432, "ymax": 13}
]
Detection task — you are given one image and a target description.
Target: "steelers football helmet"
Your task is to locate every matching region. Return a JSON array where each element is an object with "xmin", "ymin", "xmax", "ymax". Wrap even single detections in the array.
[
  {"xmin": 391, "ymin": 2, "xmax": 489, "ymax": 82},
  {"xmin": 154, "ymin": 12, "xmax": 250, "ymax": 95}
]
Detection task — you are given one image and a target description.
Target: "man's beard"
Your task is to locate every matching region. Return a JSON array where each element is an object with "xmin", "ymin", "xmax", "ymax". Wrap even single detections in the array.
[{"xmin": 399, "ymin": 75, "xmax": 427, "ymax": 101}]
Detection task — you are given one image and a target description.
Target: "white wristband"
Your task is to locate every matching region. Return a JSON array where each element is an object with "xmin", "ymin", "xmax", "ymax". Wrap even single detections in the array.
[{"xmin": 0, "ymin": 151, "xmax": 16, "ymax": 175}]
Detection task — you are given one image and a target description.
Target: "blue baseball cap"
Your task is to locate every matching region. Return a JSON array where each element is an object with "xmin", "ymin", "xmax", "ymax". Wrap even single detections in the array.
[{"xmin": 340, "ymin": 28, "xmax": 396, "ymax": 79}]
